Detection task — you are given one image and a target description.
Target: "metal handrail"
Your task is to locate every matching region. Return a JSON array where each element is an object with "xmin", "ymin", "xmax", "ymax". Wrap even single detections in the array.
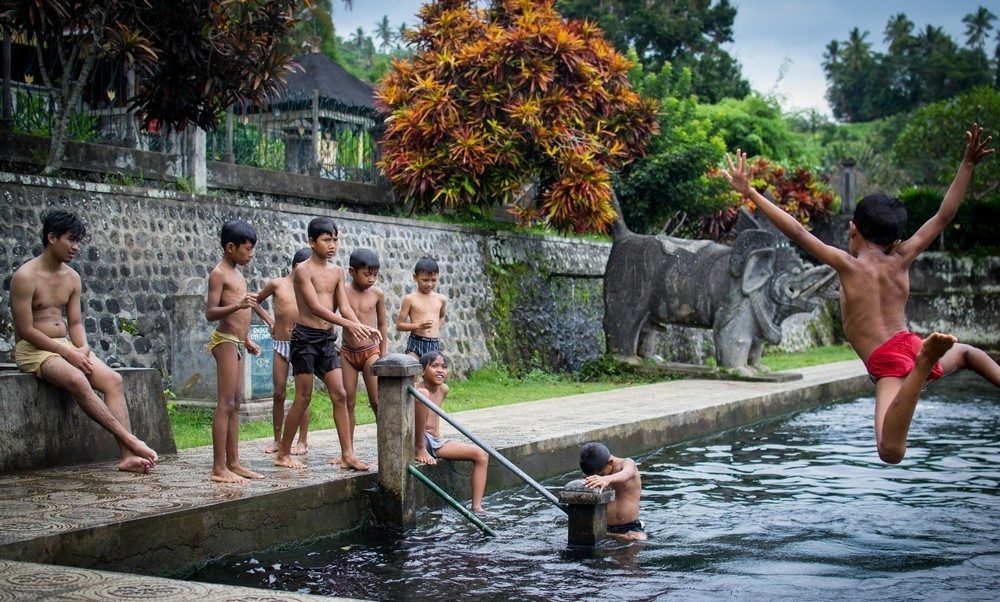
[
  {"xmin": 408, "ymin": 385, "xmax": 567, "ymax": 514},
  {"xmin": 407, "ymin": 465, "xmax": 496, "ymax": 536}
]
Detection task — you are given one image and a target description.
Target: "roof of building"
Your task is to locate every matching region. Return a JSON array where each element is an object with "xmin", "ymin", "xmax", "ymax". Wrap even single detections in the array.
[{"xmin": 283, "ymin": 52, "xmax": 377, "ymax": 113}]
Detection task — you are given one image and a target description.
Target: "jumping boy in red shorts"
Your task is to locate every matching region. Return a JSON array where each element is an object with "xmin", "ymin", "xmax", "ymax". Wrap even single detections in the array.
[{"xmin": 722, "ymin": 123, "xmax": 999, "ymax": 464}]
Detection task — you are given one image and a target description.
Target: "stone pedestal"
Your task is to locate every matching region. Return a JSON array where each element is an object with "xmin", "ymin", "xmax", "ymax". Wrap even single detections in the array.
[
  {"xmin": 559, "ymin": 478, "xmax": 615, "ymax": 546},
  {"xmin": 371, "ymin": 353, "xmax": 422, "ymax": 529},
  {"xmin": 170, "ymin": 277, "xmax": 273, "ymax": 420}
]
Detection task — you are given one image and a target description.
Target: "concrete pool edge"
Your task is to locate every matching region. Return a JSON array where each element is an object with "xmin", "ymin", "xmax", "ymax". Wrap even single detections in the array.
[{"xmin": 0, "ymin": 361, "xmax": 871, "ymax": 579}]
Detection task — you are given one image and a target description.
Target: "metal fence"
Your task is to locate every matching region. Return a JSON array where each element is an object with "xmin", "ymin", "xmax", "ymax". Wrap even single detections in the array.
[{"xmin": 7, "ymin": 83, "xmax": 381, "ymax": 184}]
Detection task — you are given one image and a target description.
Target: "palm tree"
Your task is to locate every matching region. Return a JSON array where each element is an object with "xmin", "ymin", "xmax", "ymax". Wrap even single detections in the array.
[
  {"xmin": 884, "ymin": 13, "xmax": 914, "ymax": 52},
  {"xmin": 963, "ymin": 6, "xmax": 996, "ymax": 51},
  {"xmin": 822, "ymin": 40, "xmax": 840, "ymax": 68},
  {"xmin": 917, "ymin": 25, "xmax": 953, "ymax": 56},
  {"xmin": 351, "ymin": 26, "xmax": 367, "ymax": 51},
  {"xmin": 375, "ymin": 15, "xmax": 393, "ymax": 52},
  {"xmin": 397, "ymin": 22, "xmax": 409, "ymax": 49},
  {"xmin": 842, "ymin": 28, "xmax": 871, "ymax": 70}
]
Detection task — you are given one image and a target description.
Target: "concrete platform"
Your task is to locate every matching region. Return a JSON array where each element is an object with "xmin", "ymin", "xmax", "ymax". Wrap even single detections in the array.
[
  {"xmin": 0, "ymin": 558, "xmax": 346, "ymax": 601},
  {"xmin": 0, "ymin": 360, "xmax": 871, "ymax": 580}
]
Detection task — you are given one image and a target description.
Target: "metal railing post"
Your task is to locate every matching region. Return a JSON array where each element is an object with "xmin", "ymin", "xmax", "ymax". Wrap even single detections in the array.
[
  {"xmin": 224, "ymin": 107, "xmax": 234, "ymax": 163},
  {"xmin": 371, "ymin": 353, "xmax": 422, "ymax": 528},
  {"xmin": 310, "ymin": 88, "xmax": 320, "ymax": 176}
]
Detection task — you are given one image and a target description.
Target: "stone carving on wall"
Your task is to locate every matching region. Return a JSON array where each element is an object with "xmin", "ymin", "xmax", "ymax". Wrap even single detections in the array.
[{"xmin": 604, "ymin": 198, "xmax": 839, "ymax": 375}]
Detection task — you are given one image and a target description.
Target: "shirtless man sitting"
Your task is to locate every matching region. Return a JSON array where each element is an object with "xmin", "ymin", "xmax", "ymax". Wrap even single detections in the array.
[{"xmin": 9, "ymin": 210, "xmax": 158, "ymax": 473}]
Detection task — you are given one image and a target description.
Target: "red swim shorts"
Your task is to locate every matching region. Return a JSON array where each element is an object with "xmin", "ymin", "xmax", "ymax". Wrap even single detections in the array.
[{"xmin": 864, "ymin": 331, "xmax": 944, "ymax": 381}]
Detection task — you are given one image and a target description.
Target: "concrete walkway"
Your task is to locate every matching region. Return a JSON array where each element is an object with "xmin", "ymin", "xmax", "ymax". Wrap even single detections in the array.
[{"xmin": 0, "ymin": 360, "xmax": 871, "ymax": 595}]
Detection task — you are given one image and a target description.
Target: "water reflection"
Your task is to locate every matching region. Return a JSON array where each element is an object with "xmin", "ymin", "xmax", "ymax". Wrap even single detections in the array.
[{"xmin": 190, "ymin": 373, "xmax": 999, "ymax": 601}]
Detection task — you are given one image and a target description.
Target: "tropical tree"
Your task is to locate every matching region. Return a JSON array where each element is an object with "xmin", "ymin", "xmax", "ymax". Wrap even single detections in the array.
[
  {"xmin": 556, "ymin": 0, "xmax": 749, "ymax": 103},
  {"xmin": 1, "ymin": 0, "xmax": 302, "ymax": 173},
  {"xmin": 884, "ymin": 13, "xmax": 914, "ymax": 51},
  {"xmin": 963, "ymin": 6, "xmax": 996, "ymax": 51},
  {"xmin": 374, "ymin": 15, "xmax": 394, "ymax": 52},
  {"xmin": 377, "ymin": 0, "xmax": 658, "ymax": 233}
]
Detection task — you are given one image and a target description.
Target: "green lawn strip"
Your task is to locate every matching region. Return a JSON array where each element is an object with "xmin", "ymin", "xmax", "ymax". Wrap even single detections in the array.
[
  {"xmin": 169, "ymin": 371, "xmax": 624, "ymax": 450},
  {"xmin": 169, "ymin": 346, "xmax": 858, "ymax": 449},
  {"xmin": 760, "ymin": 344, "xmax": 857, "ymax": 372}
]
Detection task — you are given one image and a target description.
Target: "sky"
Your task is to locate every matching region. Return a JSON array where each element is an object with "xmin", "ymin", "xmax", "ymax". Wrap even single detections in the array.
[{"xmin": 332, "ymin": 1, "xmax": 996, "ymax": 118}]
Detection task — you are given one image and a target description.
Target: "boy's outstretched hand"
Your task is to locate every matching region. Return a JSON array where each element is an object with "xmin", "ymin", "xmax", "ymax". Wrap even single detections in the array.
[
  {"xmin": 721, "ymin": 149, "xmax": 752, "ymax": 196},
  {"xmin": 964, "ymin": 123, "xmax": 995, "ymax": 166}
]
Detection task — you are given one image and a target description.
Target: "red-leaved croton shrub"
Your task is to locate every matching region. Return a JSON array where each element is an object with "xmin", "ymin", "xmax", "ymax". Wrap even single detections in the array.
[
  {"xmin": 702, "ymin": 158, "xmax": 837, "ymax": 240},
  {"xmin": 376, "ymin": 0, "xmax": 658, "ymax": 233}
]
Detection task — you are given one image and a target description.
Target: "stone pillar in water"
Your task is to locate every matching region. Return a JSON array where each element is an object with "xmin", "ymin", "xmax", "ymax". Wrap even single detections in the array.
[
  {"xmin": 559, "ymin": 478, "xmax": 615, "ymax": 546},
  {"xmin": 372, "ymin": 353, "xmax": 422, "ymax": 528}
]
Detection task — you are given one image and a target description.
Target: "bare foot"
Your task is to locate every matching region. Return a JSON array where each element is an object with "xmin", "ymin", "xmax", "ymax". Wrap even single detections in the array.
[
  {"xmin": 472, "ymin": 505, "xmax": 485, "ymax": 513},
  {"xmin": 262, "ymin": 440, "xmax": 279, "ymax": 454},
  {"xmin": 210, "ymin": 469, "xmax": 248, "ymax": 483},
  {"xmin": 229, "ymin": 463, "xmax": 265, "ymax": 479},
  {"xmin": 127, "ymin": 438, "xmax": 158, "ymax": 466},
  {"xmin": 292, "ymin": 441, "xmax": 308, "ymax": 455},
  {"xmin": 415, "ymin": 450, "xmax": 437, "ymax": 466},
  {"xmin": 274, "ymin": 453, "xmax": 306, "ymax": 469},
  {"xmin": 117, "ymin": 456, "xmax": 152, "ymax": 474},
  {"xmin": 328, "ymin": 455, "xmax": 342, "ymax": 466},
  {"xmin": 341, "ymin": 454, "xmax": 371, "ymax": 471},
  {"xmin": 919, "ymin": 332, "xmax": 957, "ymax": 366}
]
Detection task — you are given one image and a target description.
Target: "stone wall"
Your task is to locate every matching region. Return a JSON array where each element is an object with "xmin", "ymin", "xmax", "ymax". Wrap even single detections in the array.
[{"xmin": 0, "ymin": 173, "xmax": 854, "ymax": 382}]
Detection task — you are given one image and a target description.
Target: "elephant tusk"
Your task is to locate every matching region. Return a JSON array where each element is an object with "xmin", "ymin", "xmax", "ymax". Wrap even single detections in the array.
[{"xmin": 798, "ymin": 269, "xmax": 837, "ymax": 298}]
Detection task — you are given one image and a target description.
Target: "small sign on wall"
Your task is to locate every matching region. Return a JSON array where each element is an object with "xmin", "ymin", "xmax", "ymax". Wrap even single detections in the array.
[{"xmin": 245, "ymin": 324, "xmax": 273, "ymax": 401}]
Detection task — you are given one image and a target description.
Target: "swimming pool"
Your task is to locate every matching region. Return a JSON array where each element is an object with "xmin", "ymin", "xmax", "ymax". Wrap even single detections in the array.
[{"xmin": 190, "ymin": 372, "xmax": 999, "ymax": 600}]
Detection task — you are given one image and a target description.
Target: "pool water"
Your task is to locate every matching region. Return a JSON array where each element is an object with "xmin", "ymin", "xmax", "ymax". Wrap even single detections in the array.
[{"xmin": 190, "ymin": 372, "xmax": 1000, "ymax": 601}]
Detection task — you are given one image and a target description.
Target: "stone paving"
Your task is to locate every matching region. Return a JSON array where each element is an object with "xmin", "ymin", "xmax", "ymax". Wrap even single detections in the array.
[{"xmin": 0, "ymin": 559, "xmax": 343, "ymax": 601}]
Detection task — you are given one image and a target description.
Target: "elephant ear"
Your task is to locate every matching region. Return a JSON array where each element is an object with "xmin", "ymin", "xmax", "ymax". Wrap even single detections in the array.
[
  {"xmin": 729, "ymin": 228, "xmax": 777, "ymax": 276},
  {"xmin": 742, "ymin": 248, "xmax": 775, "ymax": 294}
]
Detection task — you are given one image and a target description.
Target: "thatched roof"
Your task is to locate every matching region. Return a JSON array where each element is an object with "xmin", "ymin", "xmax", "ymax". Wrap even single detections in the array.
[{"xmin": 284, "ymin": 52, "xmax": 377, "ymax": 114}]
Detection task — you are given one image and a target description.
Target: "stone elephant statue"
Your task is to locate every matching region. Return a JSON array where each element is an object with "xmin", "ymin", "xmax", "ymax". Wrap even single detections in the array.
[{"xmin": 603, "ymin": 206, "xmax": 838, "ymax": 374}]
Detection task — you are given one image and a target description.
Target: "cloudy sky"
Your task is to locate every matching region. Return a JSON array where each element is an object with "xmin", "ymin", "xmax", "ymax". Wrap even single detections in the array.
[{"xmin": 332, "ymin": 1, "xmax": 994, "ymax": 118}]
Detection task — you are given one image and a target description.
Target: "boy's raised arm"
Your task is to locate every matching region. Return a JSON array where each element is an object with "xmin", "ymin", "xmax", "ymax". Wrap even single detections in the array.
[
  {"xmin": 902, "ymin": 123, "xmax": 994, "ymax": 260},
  {"xmin": 252, "ymin": 280, "xmax": 276, "ymax": 329},
  {"xmin": 722, "ymin": 150, "xmax": 851, "ymax": 270}
]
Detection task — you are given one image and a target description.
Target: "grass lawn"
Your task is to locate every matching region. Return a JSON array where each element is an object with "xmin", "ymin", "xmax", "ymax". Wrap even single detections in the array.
[
  {"xmin": 169, "ymin": 345, "xmax": 859, "ymax": 449},
  {"xmin": 760, "ymin": 343, "xmax": 857, "ymax": 372}
]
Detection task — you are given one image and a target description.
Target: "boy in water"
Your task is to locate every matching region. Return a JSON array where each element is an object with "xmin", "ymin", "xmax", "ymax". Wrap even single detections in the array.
[
  {"xmin": 396, "ymin": 256, "xmax": 448, "ymax": 465},
  {"xmin": 205, "ymin": 219, "xmax": 263, "ymax": 483},
  {"xmin": 274, "ymin": 218, "xmax": 380, "ymax": 471},
  {"xmin": 10, "ymin": 210, "xmax": 158, "ymax": 473},
  {"xmin": 254, "ymin": 248, "xmax": 312, "ymax": 455},
  {"xmin": 722, "ymin": 123, "xmax": 999, "ymax": 464},
  {"xmin": 580, "ymin": 442, "xmax": 645, "ymax": 541},
  {"xmin": 340, "ymin": 249, "xmax": 388, "ymax": 443},
  {"xmin": 415, "ymin": 351, "xmax": 489, "ymax": 512}
]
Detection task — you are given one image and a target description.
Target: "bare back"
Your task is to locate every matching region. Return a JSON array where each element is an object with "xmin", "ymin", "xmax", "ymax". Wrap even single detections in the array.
[
  {"xmin": 11, "ymin": 257, "xmax": 78, "ymax": 341},
  {"xmin": 837, "ymin": 248, "xmax": 912, "ymax": 361},
  {"xmin": 208, "ymin": 262, "xmax": 251, "ymax": 339},
  {"xmin": 293, "ymin": 259, "xmax": 346, "ymax": 330}
]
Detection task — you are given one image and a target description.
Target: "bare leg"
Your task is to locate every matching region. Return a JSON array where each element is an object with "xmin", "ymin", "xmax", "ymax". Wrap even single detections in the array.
[
  {"xmin": 341, "ymin": 356, "xmax": 361, "ymax": 445},
  {"xmin": 291, "ymin": 402, "xmax": 310, "ymax": 455},
  {"xmin": 39, "ymin": 357, "xmax": 156, "ymax": 471},
  {"xmin": 875, "ymin": 332, "xmax": 956, "ymax": 464},
  {"xmin": 324, "ymin": 368, "xmax": 369, "ymax": 470},
  {"xmin": 226, "ymin": 353, "xmax": 263, "ymax": 480},
  {"xmin": 275, "ymin": 373, "xmax": 312, "ymax": 469},
  {"xmin": 436, "ymin": 441, "xmax": 489, "ymax": 511},
  {"xmin": 264, "ymin": 353, "xmax": 290, "ymax": 454},
  {"xmin": 361, "ymin": 354, "xmax": 380, "ymax": 417},
  {"xmin": 210, "ymin": 344, "xmax": 247, "ymax": 483},
  {"xmin": 414, "ymin": 401, "xmax": 436, "ymax": 465},
  {"xmin": 938, "ymin": 342, "xmax": 1000, "ymax": 386}
]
